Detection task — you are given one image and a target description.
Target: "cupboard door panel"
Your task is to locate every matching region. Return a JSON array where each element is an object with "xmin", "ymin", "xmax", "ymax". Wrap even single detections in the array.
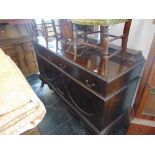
[
  {"xmin": 2, "ymin": 45, "xmax": 29, "ymax": 75},
  {"xmin": 142, "ymin": 58, "xmax": 155, "ymax": 116},
  {"xmin": 22, "ymin": 42, "xmax": 39, "ymax": 75}
]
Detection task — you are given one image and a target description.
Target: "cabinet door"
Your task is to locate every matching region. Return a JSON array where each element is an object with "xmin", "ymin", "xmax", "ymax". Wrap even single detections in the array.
[
  {"xmin": 22, "ymin": 42, "xmax": 39, "ymax": 75},
  {"xmin": 141, "ymin": 57, "xmax": 155, "ymax": 117},
  {"xmin": 2, "ymin": 45, "xmax": 29, "ymax": 75}
]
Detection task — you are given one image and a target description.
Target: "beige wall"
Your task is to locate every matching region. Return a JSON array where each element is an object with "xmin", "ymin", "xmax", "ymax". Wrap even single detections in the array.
[{"xmin": 110, "ymin": 19, "xmax": 155, "ymax": 59}]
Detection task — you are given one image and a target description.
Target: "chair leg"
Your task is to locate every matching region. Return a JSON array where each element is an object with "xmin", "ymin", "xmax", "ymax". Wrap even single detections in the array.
[
  {"xmin": 84, "ymin": 25, "xmax": 88, "ymax": 42},
  {"xmin": 73, "ymin": 30, "xmax": 78, "ymax": 61},
  {"xmin": 102, "ymin": 36, "xmax": 109, "ymax": 55},
  {"xmin": 102, "ymin": 26, "xmax": 109, "ymax": 54},
  {"xmin": 45, "ymin": 38, "xmax": 48, "ymax": 48},
  {"xmin": 98, "ymin": 56, "xmax": 108, "ymax": 75},
  {"xmin": 103, "ymin": 56, "xmax": 108, "ymax": 75},
  {"xmin": 121, "ymin": 19, "xmax": 132, "ymax": 53},
  {"xmin": 56, "ymin": 38, "xmax": 58, "ymax": 51}
]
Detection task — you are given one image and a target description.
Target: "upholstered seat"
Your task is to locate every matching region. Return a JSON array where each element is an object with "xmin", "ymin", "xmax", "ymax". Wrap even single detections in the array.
[{"xmin": 71, "ymin": 19, "xmax": 128, "ymax": 26}]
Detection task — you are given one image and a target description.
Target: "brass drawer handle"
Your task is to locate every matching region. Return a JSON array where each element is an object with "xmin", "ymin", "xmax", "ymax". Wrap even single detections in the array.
[
  {"xmin": 85, "ymin": 80, "xmax": 95, "ymax": 88},
  {"xmin": 59, "ymin": 63, "xmax": 66, "ymax": 69},
  {"xmin": 48, "ymin": 55, "xmax": 54, "ymax": 61},
  {"xmin": 59, "ymin": 63, "xmax": 63, "ymax": 67}
]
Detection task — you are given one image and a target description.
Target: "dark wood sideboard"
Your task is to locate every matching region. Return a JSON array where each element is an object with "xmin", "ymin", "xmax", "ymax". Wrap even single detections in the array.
[
  {"xmin": 0, "ymin": 19, "xmax": 38, "ymax": 76},
  {"xmin": 34, "ymin": 41, "xmax": 145, "ymax": 134}
]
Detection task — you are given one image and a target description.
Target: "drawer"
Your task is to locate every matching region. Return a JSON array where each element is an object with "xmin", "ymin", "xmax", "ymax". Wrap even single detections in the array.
[
  {"xmin": 35, "ymin": 44, "xmax": 107, "ymax": 97},
  {"xmin": 52, "ymin": 55, "xmax": 142, "ymax": 98},
  {"xmin": 50, "ymin": 55, "xmax": 108, "ymax": 97},
  {"xmin": 35, "ymin": 44, "xmax": 142, "ymax": 98}
]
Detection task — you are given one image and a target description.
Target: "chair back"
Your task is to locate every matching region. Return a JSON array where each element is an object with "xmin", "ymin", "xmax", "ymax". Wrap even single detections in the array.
[{"xmin": 59, "ymin": 19, "xmax": 73, "ymax": 40}]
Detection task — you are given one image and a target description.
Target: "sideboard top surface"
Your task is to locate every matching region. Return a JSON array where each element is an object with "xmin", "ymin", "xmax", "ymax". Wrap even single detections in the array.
[{"xmin": 35, "ymin": 38, "xmax": 145, "ymax": 83}]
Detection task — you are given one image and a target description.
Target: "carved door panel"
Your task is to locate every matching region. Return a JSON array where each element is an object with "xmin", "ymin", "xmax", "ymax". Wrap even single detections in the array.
[
  {"xmin": 141, "ymin": 57, "xmax": 155, "ymax": 117},
  {"xmin": 22, "ymin": 42, "xmax": 39, "ymax": 75},
  {"xmin": 2, "ymin": 45, "xmax": 29, "ymax": 75}
]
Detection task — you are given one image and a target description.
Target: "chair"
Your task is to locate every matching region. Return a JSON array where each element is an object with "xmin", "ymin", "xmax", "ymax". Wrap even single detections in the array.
[
  {"xmin": 71, "ymin": 19, "xmax": 132, "ymax": 74},
  {"xmin": 34, "ymin": 19, "xmax": 57, "ymax": 48},
  {"xmin": 52, "ymin": 19, "xmax": 79, "ymax": 60},
  {"xmin": 56, "ymin": 19, "xmax": 74, "ymax": 51},
  {"xmin": 41, "ymin": 19, "xmax": 57, "ymax": 48},
  {"xmin": 72, "ymin": 19, "xmax": 131, "ymax": 52}
]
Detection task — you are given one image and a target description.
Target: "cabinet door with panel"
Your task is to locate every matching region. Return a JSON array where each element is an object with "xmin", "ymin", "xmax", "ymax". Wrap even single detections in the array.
[
  {"xmin": 22, "ymin": 42, "xmax": 39, "ymax": 75},
  {"xmin": 0, "ymin": 19, "xmax": 38, "ymax": 76},
  {"xmin": 138, "ymin": 57, "xmax": 155, "ymax": 118},
  {"xmin": 1, "ymin": 45, "xmax": 29, "ymax": 75},
  {"xmin": 128, "ymin": 33, "xmax": 155, "ymax": 135}
]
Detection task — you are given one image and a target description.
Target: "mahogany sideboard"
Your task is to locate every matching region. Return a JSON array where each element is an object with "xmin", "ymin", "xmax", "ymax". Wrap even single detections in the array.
[
  {"xmin": 0, "ymin": 19, "xmax": 38, "ymax": 76},
  {"xmin": 34, "ymin": 41, "xmax": 145, "ymax": 134}
]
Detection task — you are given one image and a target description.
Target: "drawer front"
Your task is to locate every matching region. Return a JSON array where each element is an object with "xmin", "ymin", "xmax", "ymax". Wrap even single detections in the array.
[
  {"xmin": 35, "ymin": 45, "xmax": 106, "ymax": 95},
  {"xmin": 50, "ymin": 54, "xmax": 108, "ymax": 98},
  {"xmin": 53, "ymin": 55, "xmax": 142, "ymax": 98},
  {"xmin": 35, "ymin": 44, "xmax": 141, "ymax": 98}
]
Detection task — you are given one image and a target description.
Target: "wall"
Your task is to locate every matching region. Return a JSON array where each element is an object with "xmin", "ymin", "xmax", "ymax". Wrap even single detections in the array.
[{"xmin": 110, "ymin": 19, "xmax": 155, "ymax": 59}]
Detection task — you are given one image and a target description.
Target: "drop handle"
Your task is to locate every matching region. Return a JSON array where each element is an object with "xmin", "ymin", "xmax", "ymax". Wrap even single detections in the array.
[
  {"xmin": 85, "ymin": 80, "xmax": 89, "ymax": 83},
  {"xmin": 59, "ymin": 63, "xmax": 66, "ymax": 69},
  {"xmin": 85, "ymin": 80, "xmax": 95, "ymax": 88},
  {"xmin": 91, "ymin": 83, "xmax": 95, "ymax": 87}
]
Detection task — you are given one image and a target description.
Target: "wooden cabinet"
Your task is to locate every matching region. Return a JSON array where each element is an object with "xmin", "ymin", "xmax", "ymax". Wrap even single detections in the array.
[
  {"xmin": 128, "ymin": 33, "xmax": 155, "ymax": 135},
  {"xmin": 1, "ymin": 45, "xmax": 26, "ymax": 72},
  {"xmin": 34, "ymin": 41, "xmax": 145, "ymax": 134},
  {"xmin": 0, "ymin": 19, "xmax": 38, "ymax": 76},
  {"xmin": 141, "ymin": 58, "xmax": 155, "ymax": 116}
]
